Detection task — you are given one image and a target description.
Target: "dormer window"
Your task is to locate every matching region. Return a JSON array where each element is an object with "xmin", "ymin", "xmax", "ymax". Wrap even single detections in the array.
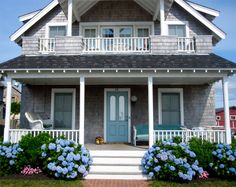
[
  {"xmin": 49, "ymin": 26, "xmax": 66, "ymax": 38},
  {"xmin": 168, "ymin": 25, "xmax": 186, "ymax": 37}
]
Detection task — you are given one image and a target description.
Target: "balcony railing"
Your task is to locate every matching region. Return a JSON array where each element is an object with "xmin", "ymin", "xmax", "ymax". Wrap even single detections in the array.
[
  {"xmin": 39, "ymin": 38, "xmax": 56, "ymax": 53},
  {"xmin": 83, "ymin": 37, "xmax": 150, "ymax": 53},
  {"xmin": 177, "ymin": 37, "xmax": 195, "ymax": 53}
]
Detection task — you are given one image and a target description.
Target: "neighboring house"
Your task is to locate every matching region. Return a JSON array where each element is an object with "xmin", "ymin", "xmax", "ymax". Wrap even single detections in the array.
[
  {"xmin": 216, "ymin": 107, "xmax": 236, "ymax": 132},
  {"xmin": 0, "ymin": 0, "xmax": 236, "ymax": 179}
]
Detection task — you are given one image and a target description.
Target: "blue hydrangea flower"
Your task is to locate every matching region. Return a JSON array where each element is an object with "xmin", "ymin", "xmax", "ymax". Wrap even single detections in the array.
[
  {"xmin": 48, "ymin": 143, "xmax": 56, "ymax": 150},
  {"xmin": 58, "ymin": 155, "xmax": 65, "ymax": 161},
  {"xmin": 9, "ymin": 160, "xmax": 15, "ymax": 165},
  {"xmin": 41, "ymin": 144, "xmax": 46, "ymax": 150},
  {"xmin": 74, "ymin": 154, "xmax": 80, "ymax": 161},
  {"xmin": 41, "ymin": 152, "xmax": 47, "ymax": 157},
  {"xmin": 219, "ymin": 164, "xmax": 224, "ymax": 169},
  {"xmin": 170, "ymin": 166, "xmax": 175, "ymax": 171},
  {"xmin": 78, "ymin": 165, "xmax": 86, "ymax": 174},
  {"xmin": 148, "ymin": 172, "xmax": 154, "ymax": 178}
]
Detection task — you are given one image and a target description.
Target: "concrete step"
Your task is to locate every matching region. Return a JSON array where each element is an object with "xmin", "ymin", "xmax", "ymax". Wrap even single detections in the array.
[
  {"xmin": 90, "ymin": 150, "xmax": 145, "ymax": 158},
  {"xmin": 85, "ymin": 174, "xmax": 148, "ymax": 180},
  {"xmin": 90, "ymin": 165, "xmax": 143, "ymax": 174},
  {"xmin": 92, "ymin": 157, "xmax": 142, "ymax": 165}
]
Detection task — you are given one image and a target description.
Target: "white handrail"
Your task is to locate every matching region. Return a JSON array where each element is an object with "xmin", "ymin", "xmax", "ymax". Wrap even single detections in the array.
[
  {"xmin": 39, "ymin": 38, "xmax": 56, "ymax": 53},
  {"xmin": 153, "ymin": 129, "xmax": 226, "ymax": 144},
  {"xmin": 9, "ymin": 129, "xmax": 80, "ymax": 144},
  {"xmin": 83, "ymin": 37, "xmax": 150, "ymax": 53},
  {"xmin": 177, "ymin": 37, "xmax": 195, "ymax": 52}
]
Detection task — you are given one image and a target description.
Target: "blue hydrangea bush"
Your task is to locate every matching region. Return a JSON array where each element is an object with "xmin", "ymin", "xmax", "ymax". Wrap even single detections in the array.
[
  {"xmin": 142, "ymin": 141, "xmax": 204, "ymax": 182},
  {"xmin": 0, "ymin": 143, "xmax": 23, "ymax": 176},
  {"xmin": 41, "ymin": 138, "xmax": 92, "ymax": 180},
  {"xmin": 209, "ymin": 144, "xmax": 236, "ymax": 178}
]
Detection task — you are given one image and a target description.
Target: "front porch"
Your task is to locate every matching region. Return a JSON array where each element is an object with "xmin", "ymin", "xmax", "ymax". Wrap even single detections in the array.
[{"xmin": 2, "ymin": 68, "xmax": 232, "ymax": 145}]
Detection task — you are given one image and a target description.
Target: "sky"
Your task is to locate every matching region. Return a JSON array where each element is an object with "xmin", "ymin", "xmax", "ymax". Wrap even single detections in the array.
[{"xmin": 0, "ymin": 0, "xmax": 235, "ymax": 108}]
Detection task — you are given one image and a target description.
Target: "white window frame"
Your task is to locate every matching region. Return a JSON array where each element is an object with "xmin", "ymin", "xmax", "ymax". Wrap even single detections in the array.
[
  {"xmin": 104, "ymin": 88, "xmax": 131, "ymax": 143},
  {"xmin": 51, "ymin": 88, "xmax": 76, "ymax": 130},
  {"xmin": 79, "ymin": 22, "xmax": 154, "ymax": 37},
  {"xmin": 216, "ymin": 115, "xmax": 221, "ymax": 121},
  {"xmin": 135, "ymin": 26, "xmax": 151, "ymax": 37},
  {"xmin": 230, "ymin": 115, "xmax": 236, "ymax": 120},
  {"xmin": 83, "ymin": 27, "xmax": 98, "ymax": 38},
  {"xmin": 46, "ymin": 22, "xmax": 68, "ymax": 38},
  {"xmin": 158, "ymin": 88, "xmax": 184, "ymax": 126},
  {"xmin": 165, "ymin": 21, "xmax": 190, "ymax": 37}
]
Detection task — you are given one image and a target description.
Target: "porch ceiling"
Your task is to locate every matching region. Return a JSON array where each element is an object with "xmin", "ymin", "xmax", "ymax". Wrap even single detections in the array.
[
  {"xmin": 58, "ymin": 0, "xmax": 173, "ymax": 21},
  {"xmin": 14, "ymin": 76, "xmax": 221, "ymax": 86}
]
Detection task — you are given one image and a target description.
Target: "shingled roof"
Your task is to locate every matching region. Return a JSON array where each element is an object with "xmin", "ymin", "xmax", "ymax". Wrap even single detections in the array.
[{"xmin": 0, "ymin": 53, "xmax": 235, "ymax": 70}]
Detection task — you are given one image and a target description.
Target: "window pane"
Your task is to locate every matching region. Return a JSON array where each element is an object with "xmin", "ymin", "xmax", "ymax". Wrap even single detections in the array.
[
  {"xmin": 110, "ymin": 96, "xmax": 116, "ymax": 121},
  {"xmin": 168, "ymin": 25, "xmax": 186, "ymax": 37},
  {"xmin": 137, "ymin": 28, "xmax": 149, "ymax": 37},
  {"xmin": 119, "ymin": 28, "xmax": 132, "ymax": 37},
  {"xmin": 49, "ymin": 26, "xmax": 66, "ymax": 38},
  {"xmin": 84, "ymin": 29, "xmax": 96, "ymax": 38},
  {"xmin": 119, "ymin": 96, "xmax": 125, "ymax": 121},
  {"xmin": 161, "ymin": 93, "xmax": 181, "ymax": 125},
  {"xmin": 102, "ymin": 28, "xmax": 114, "ymax": 38}
]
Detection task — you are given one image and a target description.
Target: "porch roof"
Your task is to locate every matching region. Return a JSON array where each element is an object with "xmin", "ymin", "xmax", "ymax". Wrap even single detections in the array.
[{"xmin": 0, "ymin": 54, "xmax": 236, "ymax": 72}]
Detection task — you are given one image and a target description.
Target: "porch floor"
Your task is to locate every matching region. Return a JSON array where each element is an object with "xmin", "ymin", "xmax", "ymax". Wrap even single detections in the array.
[{"xmin": 85, "ymin": 143, "xmax": 148, "ymax": 151}]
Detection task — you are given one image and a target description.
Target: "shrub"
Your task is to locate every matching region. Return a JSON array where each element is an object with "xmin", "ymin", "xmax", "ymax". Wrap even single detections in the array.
[
  {"xmin": 189, "ymin": 138, "xmax": 215, "ymax": 170},
  {"xmin": 41, "ymin": 138, "xmax": 92, "ymax": 180},
  {"xmin": 142, "ymin": 141, "xmax": 204, "ymax": 182},
  {"xmin": 18, "ymin": 133, "xmax": 52, "ymax": 168},
  {"xmin": 209, "ymin": 144, "xmax": 236, "ymax": 178},
  {"xmin": 0, "ymin": 143, "xmax": 23, "ymax": 176}
]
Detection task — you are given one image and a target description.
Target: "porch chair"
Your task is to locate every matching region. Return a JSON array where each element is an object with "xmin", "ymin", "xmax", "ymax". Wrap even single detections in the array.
[{"xmin": 25, "ymin": 112, "xmax": 53, "ymax": 130}]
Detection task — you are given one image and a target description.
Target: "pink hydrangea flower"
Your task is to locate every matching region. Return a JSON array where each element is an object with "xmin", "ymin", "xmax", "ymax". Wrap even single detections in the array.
[
  {"xmin": 199, "ymin": 171, "xmax": 209, "ymax": 180},
  {"xmin": 21, "ymin": 166, "xmax": 42, "ymax": 175}
]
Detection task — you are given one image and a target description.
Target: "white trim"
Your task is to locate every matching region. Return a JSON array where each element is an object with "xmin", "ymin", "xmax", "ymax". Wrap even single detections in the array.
[
  {"xmin": 158, "ymin": 88, "xmax": 184, "ymax": 126},
  {"xmin": 11, "ymin": 0, "xmax": 59, "ymax": 41},
  {"xmin": 79, "ymin": 77, "xmax": 85, "ymax": 145},
  {"xmin": 104, "ymin": 88, "xmax": 131, "ymax": 143},
  {"xmin": 160, "ymin": 0, "xmax": 165, "ymax": 35},
  {"xmin": 230, "ymin": 115, "xmax": 236, "ymax": 121},
  {"xmin": 187, "ymin": 1, "xmax": 220, "ymax": 17},
  {"xmin": 67, "ymin": 0, "xmax": 73, "ymax": 36},
  {"xmin": 45, "ymin": 22, "xmax": 68, "ymax": 38},
  {"xmin": 148, "ymin": 76, "xmax": 154, "ymax": 147},
  {"xmin": 216, "ymin": 115, "xmax": 221, "ymax": 121},
  {"xmin": 3, "ymin": 78, "xmax": 12, "ymax": 142},
  {"xmin": 51, "ymin": 88, "xmax": 76, "ymax": 130},
  {"xmin": 174, "ymin": 0, "xmax": 225, "ymax": 40},
  {"xmin": 165, "ymin": 20, "xmax": 190, "ymax": 37},
  {"xmin": 222, "ymin": 77, "xmax": 231, "ymax": 144},
  {"xmin": 79, "ymin": 22, "xmax": 154, "ymax": 37},
  {"xmin": 19, "ymin": 10, "xmax": 41, "ymax": 22}
]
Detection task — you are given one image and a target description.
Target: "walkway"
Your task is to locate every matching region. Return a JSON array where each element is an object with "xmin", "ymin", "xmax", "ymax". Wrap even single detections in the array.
[{"xmin": 82, "ymin": 180, "xmax": 148, "ymax": 187}]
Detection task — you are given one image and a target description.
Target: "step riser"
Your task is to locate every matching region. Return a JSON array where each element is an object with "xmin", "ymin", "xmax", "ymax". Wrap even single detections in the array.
[
  {"xmin": 90, "ymin": 150, "xmax": 145, "ymax": 157},
  {"xmin": 90, "ymin": 165, "xmax": 143, "ymax": 173},
  {"xmin": 92, "ymin": 157, "xmax": 142, "ymax": 165}
]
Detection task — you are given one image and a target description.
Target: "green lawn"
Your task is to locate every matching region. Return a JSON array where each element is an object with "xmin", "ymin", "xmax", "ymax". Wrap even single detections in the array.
[
  {"xmin": 0, "ymin": 179, "xmax": 83, "ymax": 187},
  {"xmin": 149, "ymin": 180, "xmax": 236, "ymax": 187}
]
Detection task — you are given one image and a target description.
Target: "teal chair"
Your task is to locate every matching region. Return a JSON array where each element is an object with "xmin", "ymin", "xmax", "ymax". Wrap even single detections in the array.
[{"xmin": 133, "ymin": 124, "xmax": 184, "ymax": 146}]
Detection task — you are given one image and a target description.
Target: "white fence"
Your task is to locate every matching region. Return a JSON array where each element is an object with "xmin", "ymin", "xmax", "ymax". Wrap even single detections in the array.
[
  {"xmin": 9, "ymin": 129, "xmax": 80, "ymax": 144},
  {"xmin": 83, "ymin": 37, "xmax": 150, "ymax": 53},
  {"xmin": 154, "ymin": 130, "xmax": 226, "ymax": 144},
  {"xmin": 177, "ymin": 37, "xmax": 195, "ymax": 53},
  {"xmin": 39, "ymin": 38, "xmax": 56, "ymax": 53}
]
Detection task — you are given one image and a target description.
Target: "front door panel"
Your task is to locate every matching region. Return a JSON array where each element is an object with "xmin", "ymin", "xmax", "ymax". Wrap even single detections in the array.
[{"xmin": 107, "ymin": 91, "xmax": 128, "ymax": 142}]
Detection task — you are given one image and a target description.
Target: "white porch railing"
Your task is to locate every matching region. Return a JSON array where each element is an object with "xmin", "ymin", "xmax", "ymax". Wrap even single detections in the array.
[
  {"xmin": 83, "ymin": 37, "xmax": 150, "ymax": 53},
  {"xmin": 9, "ymin": 129, "xmax": 80, "ymax": 144},
  {"xmin": 39, "ymin": 38, "xmax": 56, "ymax": 53},
  {"xmin": 177, "ymin": 37, "xmax": 195, "ymax": 53},
  {"xmin": 154, "ymin": 130, "xmax": 226, "ymax": 144}
]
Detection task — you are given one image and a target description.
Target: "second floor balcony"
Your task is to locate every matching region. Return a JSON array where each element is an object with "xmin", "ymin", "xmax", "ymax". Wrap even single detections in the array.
[{"xmin": 22, "ymin": 35, "xmax": 212, "ymax": 56}]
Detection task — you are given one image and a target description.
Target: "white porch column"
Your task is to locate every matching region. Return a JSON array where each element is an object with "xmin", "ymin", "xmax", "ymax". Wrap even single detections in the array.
[
  {"xmin": 222, "ymin": 77, "xmax": 231, "ymax": 144},
  {"xmin": 148, "ymin": 76, "xmax": 154, "ymax": 147},
  {"xmin": 67, "ymin": 0, "xmax": 73, "ymax": 36},
  {"xmin": 3, "ymin": 77, "xmax": 12, "ymax": 142},
  {"xmin": 79, "ymin": 76, "xmax": 85, "ymax": 145},
  {"xmin": 160, "ymin": 0, "xmax": 165, "ymax": 35}
]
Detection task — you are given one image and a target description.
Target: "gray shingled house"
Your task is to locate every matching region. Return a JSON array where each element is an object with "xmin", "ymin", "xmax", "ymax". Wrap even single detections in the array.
[{"xmin": 1, "ymin": 0, "xmax": 236, "ymax": 179}]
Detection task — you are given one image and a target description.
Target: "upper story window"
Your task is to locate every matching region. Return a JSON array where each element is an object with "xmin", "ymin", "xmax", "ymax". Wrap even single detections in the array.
[
  {"xmin": 84, "ymin": 28, "xmax": 96, "ymax": 38},
  {"xmin": 119, "ymin": 28, "xmax": 132, "ymax": 37},
  {"xmin": 137, "ymin": 28, "xmax": 149, "ymax": 37},
  {"xmin": 168, "ymin": 25, "xmax": 186, "ymax": 37},
  {"xmin": 49, "ymin": 26, "xmax": 66, "ymax": 38}
]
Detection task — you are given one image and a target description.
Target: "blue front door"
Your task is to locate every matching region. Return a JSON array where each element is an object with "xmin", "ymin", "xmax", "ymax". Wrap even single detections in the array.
[{"xmin": 107, "ymin": 91, "xmax": 128, "ymax": 143}]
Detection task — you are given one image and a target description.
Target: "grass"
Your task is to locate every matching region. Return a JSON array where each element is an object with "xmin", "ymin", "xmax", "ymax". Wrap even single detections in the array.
[
  {"xmin": 149, "ymin": 179, "xmax": 236, "ymax": 187},
  {"xmin": 0, "ymin": 179, "xmax": 83, "ymax": 187}
]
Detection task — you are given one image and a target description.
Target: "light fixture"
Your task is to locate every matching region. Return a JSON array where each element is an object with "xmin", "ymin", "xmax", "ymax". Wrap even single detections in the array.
[{"xmin": 131, "ymin": 96, "xmax": 138, "ymax": 102}]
